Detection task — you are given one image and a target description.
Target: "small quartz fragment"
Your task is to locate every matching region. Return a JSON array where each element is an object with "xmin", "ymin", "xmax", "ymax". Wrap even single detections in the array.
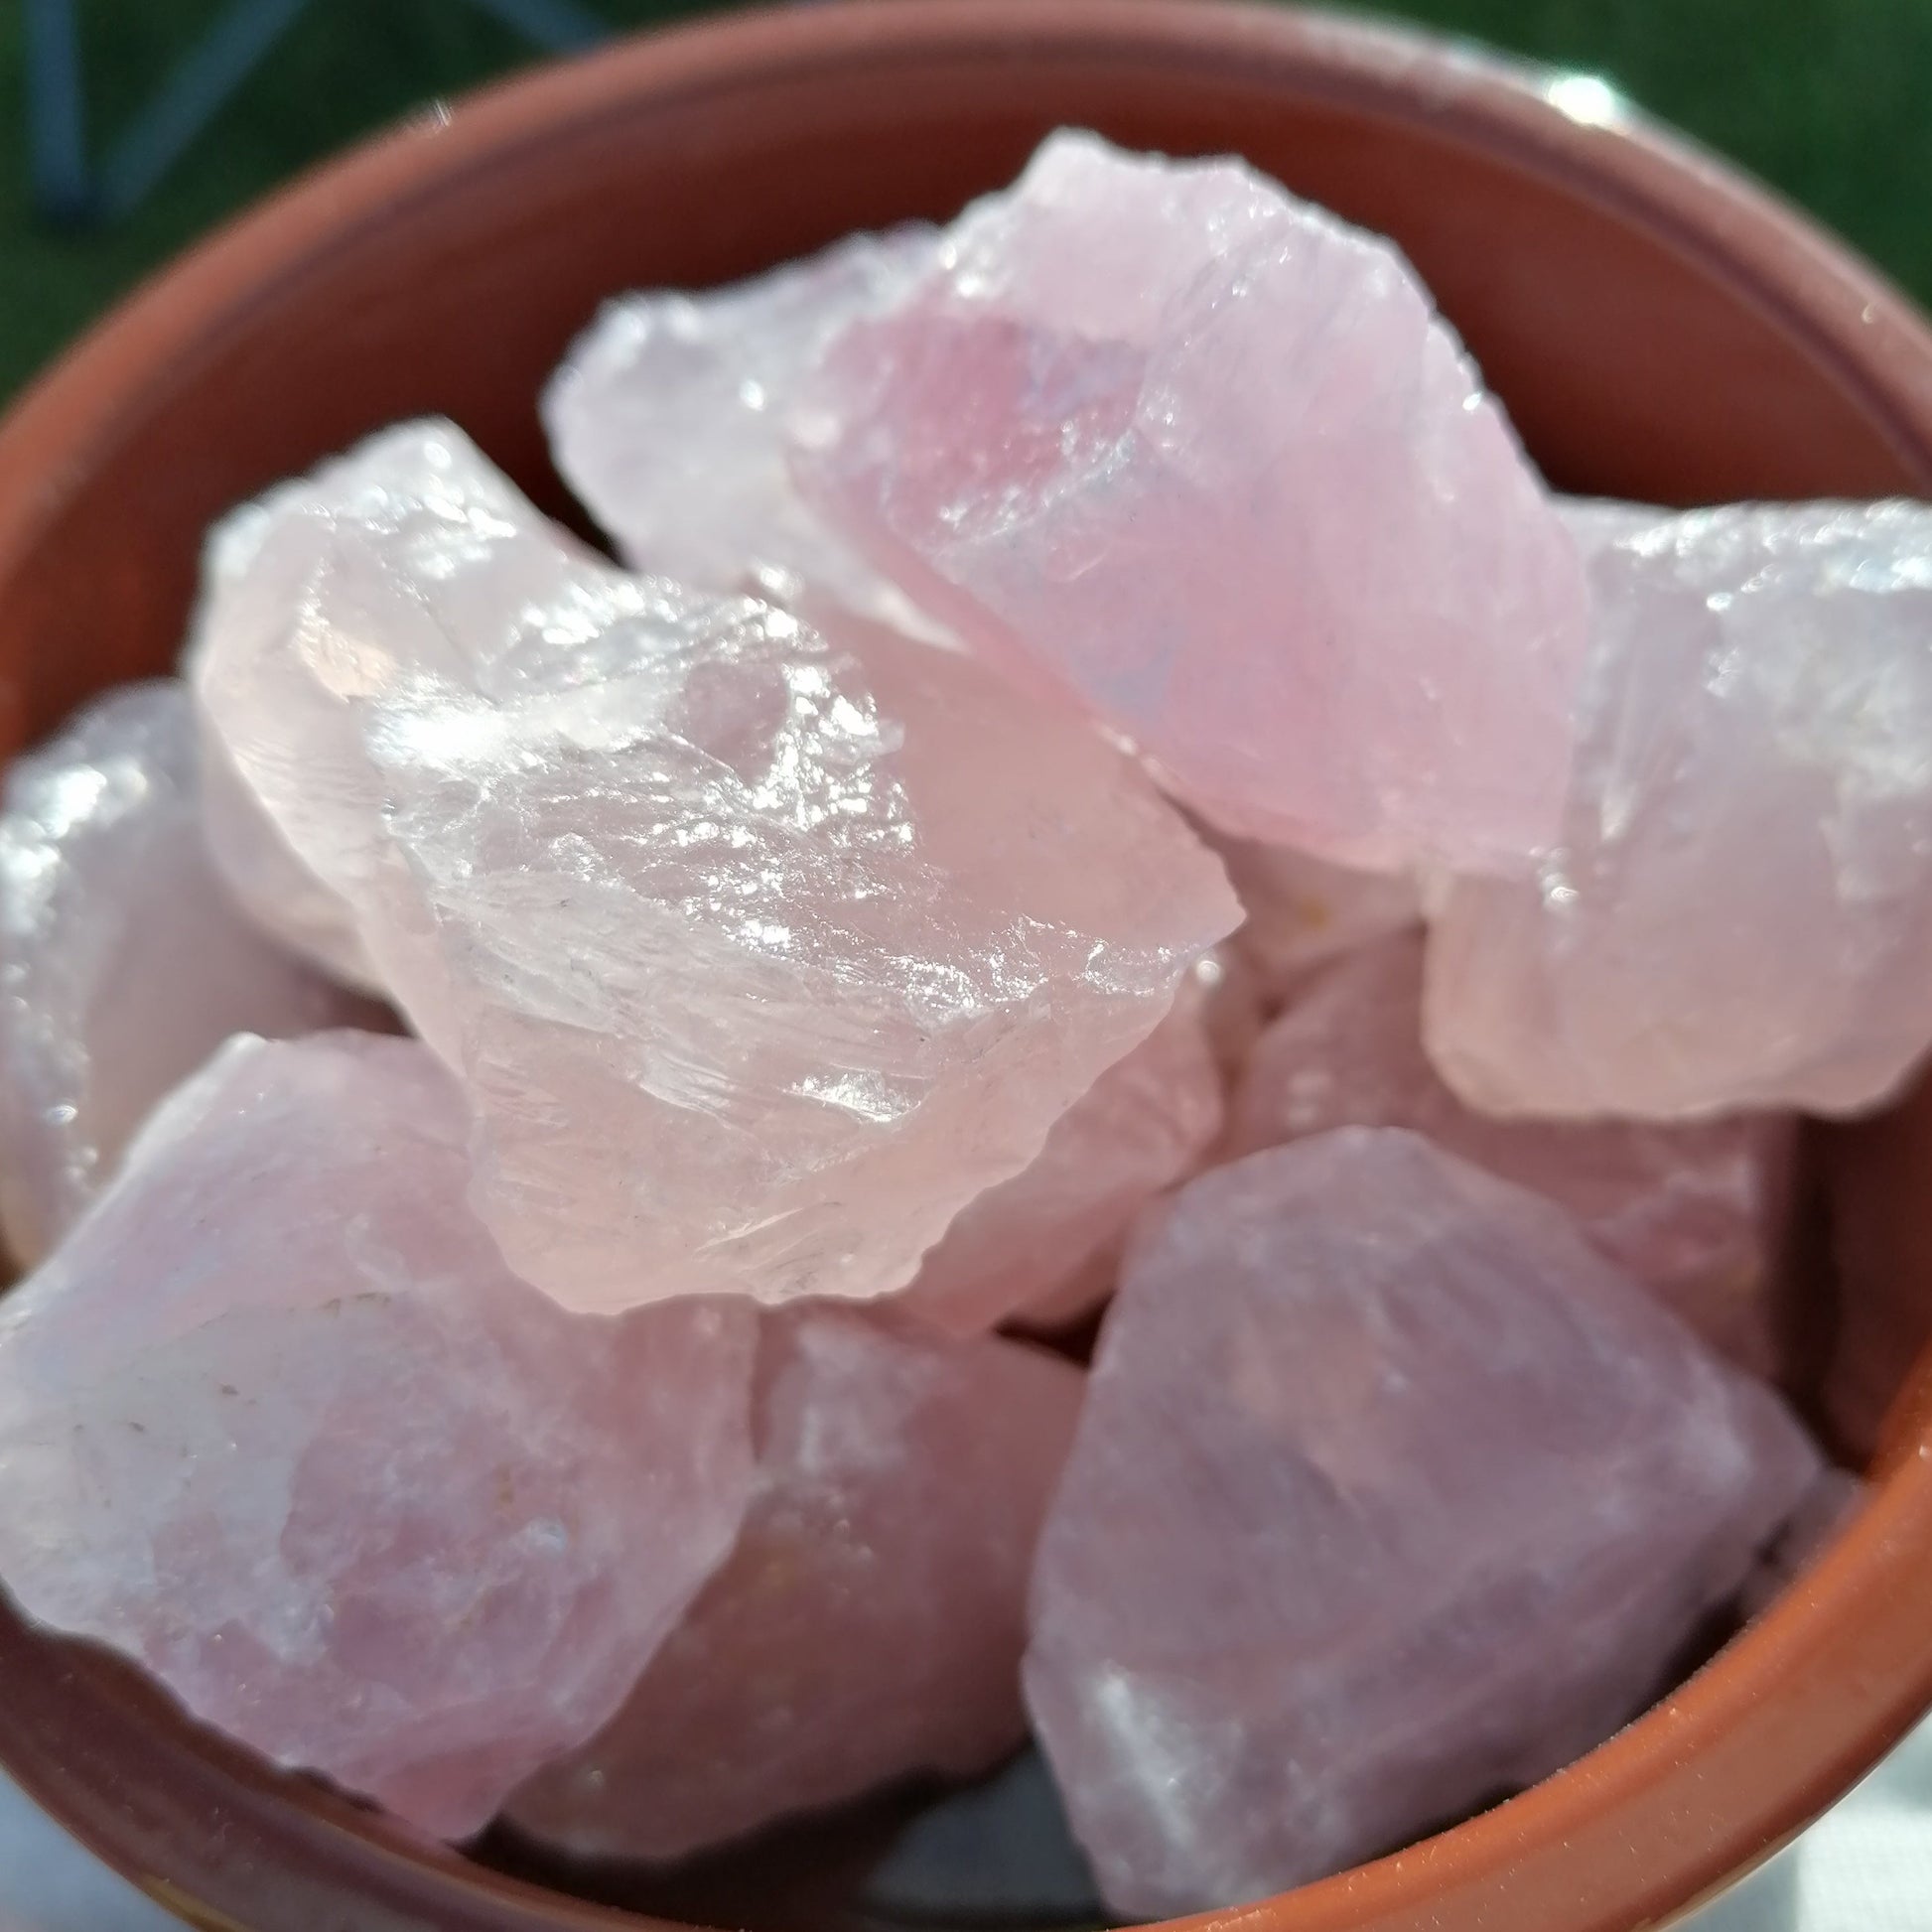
[
  {"xmin": 901, "ymin": 972, "xmax": 1224, "ymax": 1336},
  {"xmin": 1227, "ymin": 932, "xmax": 1794, "ymax": 1368},
  {"xmin": 1428, "ymin": 498, "xmax": 1932, "ymax": 1120},
  {"xmin": 795, "ymin": 129, "xmax": 1588, "ymax": 873},
  {"xmin": 1209, "ymin": 832, "xmax": 1420, "ymax": 1002},
  {"xmin": 0, "ymin": 1033, "xmax": 757, "ymax": 1838},
  {"xmin": 546, "ymin": 228, "xmax": 945, "ymax": 635},
  {"xmin": 0, "ymin": 681, "xmax": 381, "ymax": 1267},
  {"xmin": 506, "ymin": 1305, "xmax": 1082, "ymax": 1861},
  {"xmin": 1026, "ymin": 1129, "xmax": 1822, "ymax": 1916},
  {"xmin": 192, "ymin": 426, "xmax": 1238, "ymax": 1314}
]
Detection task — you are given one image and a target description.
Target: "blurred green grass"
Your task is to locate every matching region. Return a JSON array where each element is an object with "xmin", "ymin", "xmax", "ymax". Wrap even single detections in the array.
[{"xmin": 3, "ymin": 0, "xmax": 1931, "ymax": 404}]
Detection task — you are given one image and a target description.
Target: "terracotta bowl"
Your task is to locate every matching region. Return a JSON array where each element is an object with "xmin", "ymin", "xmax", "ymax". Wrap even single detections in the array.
[{"xmin": 4, "ymin": 3, "xmax": 1932, "ymax": 1929}]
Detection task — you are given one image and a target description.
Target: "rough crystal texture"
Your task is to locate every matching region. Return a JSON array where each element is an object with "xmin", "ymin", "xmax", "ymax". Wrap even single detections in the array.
[
  {"xmin": 0, "ymin": 681, "xmax": 380, "ymax": 1267},
  {"xmin": 1428, "ymin": 498, "xmax": 1932, "ymax": 1120},
  {"xmin": 900, "ymin": 972, "xmax": 1224, "ymax": 1336},
  {"xmin": 1227, "ymin": 933, "xmax": 1795, "ymax": 1368},
  {"xmin": 507, "ymin": 1307, "xmax": 1083, "ymax": 1860},
  {"xmin": 194, "ymin": 422, "xmax": 1236, "ymax": 1312},
  {"xmin": 1026, "ymin": 1129, "xmax": 1822, "ymax": 1916},
  {"xmin": 186, "ymin": 419, "xmax": 612, "ymax": 989},
  {"xmin": 546, "ymin": 228, "xmax": 945, "ymax": 636},
  {"xmin": 1210, "ymin": 832, "xmax": 1420, "ymax": 1001},
  {"xmin": 795, "ymin": 129, "xmax": 1588, "ymax": 872},
  {"xmin": 0, "ymin": 1032, "xmax": 757, "ymax": 1838}
]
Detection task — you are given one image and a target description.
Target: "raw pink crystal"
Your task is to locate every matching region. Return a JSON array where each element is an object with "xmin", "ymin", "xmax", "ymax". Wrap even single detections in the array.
[
  {"xmin": 0, "ymin": 681, "xmax": 380, "ymax": 1267},
  {"xmin": 794, "ymin": 129, "xmax": 1589, "ymax": 873},
  {"xmin": 187, "ymin": 419, "xmax": 625, "ymax": 991},
  {"xmin": 1226, "ymin": 932, "xmax": 1795, "ymax": 1368},
  {"xmin": 546, "ymin": 228, "xmax": 944, "ymax": 635},
  {"xmin": 1026, "ymin": 1129, "xmax": 1822, "ymax": 1916},
  {"xmin": 1428, "ymin": 498, "xmax": 1932, "ymax": 1120},
  {"xmin": 1209, "ymin": 832, "xmax": 1420, "ymax": 1001},
  {"xmin": 900, "ymin": 970, "xmax": 1224, "ymax": 1336},
  {"xmin": 196, "ymin": 423, "xmax": 1239, "ymax": 1313},
  {"xmin": 506, "ymin": 1306, "xmax": 1083, "ymax": 1860},
  {"xmin": 0, "ymin": 1032, "xmax": 757, "ymax": 1838},
  {"xmin": 368, "ymin": 619, "xmax": 1235, "ymax": 1314}
]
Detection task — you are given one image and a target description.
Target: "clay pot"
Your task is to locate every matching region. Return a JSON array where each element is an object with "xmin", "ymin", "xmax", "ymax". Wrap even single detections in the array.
[{"xmin": 2, "ymin": 5, "xmax": 1931, "ymax": 1931}]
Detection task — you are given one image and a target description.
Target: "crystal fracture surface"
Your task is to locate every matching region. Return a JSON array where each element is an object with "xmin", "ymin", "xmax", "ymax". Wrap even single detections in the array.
[
  {"xmin": 195, "ymin": 422, "xmax": 1238, "ymax": 1312},
  {"xmin": 369, "ymin": 616, "xmax": 1235, "ymax": 1313},
  {"xmin": 796, "ymin": 129, "xmax": 1588, "ymax": 872},
  {"xmin": 547, "ymin": 227, "xmax": 943, "ymax": 630},
  {"xmin": 0, "ymin": 682, "xmax": 377, "ymax": 1266},
  {"xmin": 1429, "ymin": 499, "xmax": 1932, "ymax": 1119},
  {"xmin": 188, "ymin": 420, "xmax": 659, "ymax": 993},
  {"xmin": 0, "ymin": 1033, "xmax": 757, "ymax": 1838},
  {"xmin": 1026, "ymin": 1130, "xmax": 1821, "ymax": 1916},
  {"xmin": 508, "ymin": 1308, "xmax": 1083, "ymax": 1860},
  {"xmin": 1227, "ymin": 933, "xmax": 1794, "ymax": 1366},
  {"xmin": 902, "ymin": 974, "xmax": 1225, "ymax": 1336}
]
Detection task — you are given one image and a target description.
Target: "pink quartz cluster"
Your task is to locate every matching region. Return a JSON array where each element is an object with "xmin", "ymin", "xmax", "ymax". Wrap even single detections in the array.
[{"xmin": 0, "ymin": 126, "xmax": 1885, "ymax": 1922}]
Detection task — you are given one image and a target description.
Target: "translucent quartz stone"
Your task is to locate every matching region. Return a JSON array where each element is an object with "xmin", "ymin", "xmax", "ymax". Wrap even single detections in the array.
[
  {"xmin": 1027, "ymin": 1129, "xmax": 1822, "ymax": 1915},
  {"xmin": 1226, "ymin": 933, "xmax": 1795, "ymax": 1369},
  {"xmin": 506, "ymin": 1306, "xmax": 1082, "ymax": 1860},
  {"xmin": 186, "ymin": 418, "xmax": 614, "ymax": 989},
  {"xmin": 546, "ymin": 226, "xmax": 945, "ymax": 636},
  {"xmin": 0, "ymin": 1033, "xmax": 757, "ymax": 1838},
  {"xmin": 900, "ymin": 972, "xmax": 1224, "ymax": 1336},
  {"xmin": 795, "ymin": 129, "xmax": 1588, "ymax": 874},
  {"xmin": 194, "ymin": 422, "xmax": 1239, "ymax": 1313},
  {"xmin": 0, "ymin": 681, "xmax": 378, "ymax": 1266},
  {"xmin": 1429, "ymin": 498, "xmax": 1932, "ymax": 1120},
  {"xmin": 1208, "ymin": 831, "xmax": 1420, "ymax": 1002}
]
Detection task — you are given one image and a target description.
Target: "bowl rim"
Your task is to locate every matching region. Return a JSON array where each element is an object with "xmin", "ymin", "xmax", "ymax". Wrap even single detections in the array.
[{"xmin": 4, "ymin": 5, "xmax": 1932, "ymax": 1932}]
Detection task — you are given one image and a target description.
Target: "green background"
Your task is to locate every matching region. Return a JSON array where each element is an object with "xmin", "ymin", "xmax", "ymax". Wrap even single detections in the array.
[{"xmin": 3, "ymin": 0, "xmax": 1930, "ymax": 404}]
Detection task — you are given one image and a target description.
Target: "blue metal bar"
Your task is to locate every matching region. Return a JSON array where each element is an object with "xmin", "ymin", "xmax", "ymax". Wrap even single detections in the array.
[
  {"xmin": 24, "ymin": 0, "xmax": 90, "ymax": 223},
  {"xmin": 461, "ymin": 0, "xmax": 608, "ymax": 55},
  {"xmin": 25, "ymin": 0, "xmax": 609, "ymax": 228},
  {"xmin": 93, "ymin": 0, "xmax": 316, "ymax": 220}
]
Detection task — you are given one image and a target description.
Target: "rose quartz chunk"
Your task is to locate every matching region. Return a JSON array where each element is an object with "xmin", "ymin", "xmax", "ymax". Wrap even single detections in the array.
[
  {"xmin": 369, "ymin": 617, "xmax": 1234, "ymax": 1314},
  {"xmin": 507, "ymin": 1307, "xmax": 1083, "ymax": 1860},
  {"xmin": 187, "ymin": 419, "xmax": 621, "ymax": 990},
  {"xmin": 795, "ymin": 129, "xmax": 1588, "ymax": 873},
  {"xmin": 1210, "ymin": 832, "xmax": 1420, "ymax": 1001},
  {"xmin": 1027, "ymin": 1129, "xmax": 1822, "ymax": 1915},
  {"xmin": 901, "ymin": 972, "xmax": 1224, "ymax": 1336},
  {"xmin": 195, "ymin": 423, "xmax": 1238, "ymax": 1313},
  {"xmin": 0, "ymin": 1033, "xmax": 756, "ymax": 1838},
  {"xmin": 0, "ymin": 682, "xmax": 380, "ymax": 1267},
  {"xmin": 546, "ymin": 228, "xmax": 944, "ymax": 636},
  {"xmin": 1429, "ymin": 498, "xmax": 1932, "ymax": 1120},
  {"xmin": 1227, "ymin": 933, "xmax": 1795, "ymax": 1368}
]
